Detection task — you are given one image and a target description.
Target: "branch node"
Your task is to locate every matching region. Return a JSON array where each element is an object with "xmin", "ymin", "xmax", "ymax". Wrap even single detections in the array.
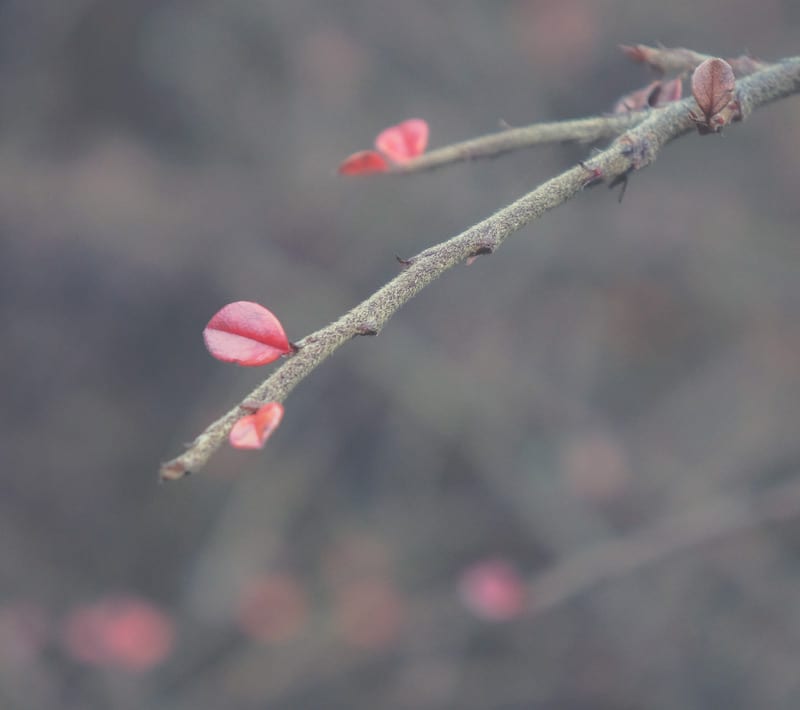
[
  {"xmin": 159, "ymin": 461, "xmax": 190, "ymax": 482},
  {"xmin": 618, "ymin": 134, "xmax": 655, "ymax": 170},
  {"xmin": 355, "ymin": 324, "xmax": 379, "ymax": 337}
]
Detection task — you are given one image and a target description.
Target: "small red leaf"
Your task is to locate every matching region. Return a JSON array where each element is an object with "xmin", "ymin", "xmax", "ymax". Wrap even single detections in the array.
[
  {"xmin": 229, "ymin": 402, "xmax": 284, "ymax": 450},
  {"xmin": 375, "ymin": 119, "xmax": 429, "ymax": 163},
  {"xmin": 204, "ymin": 301, "xmax": 291, "ymax": 366},
  {"xmin": 337, "ymin": 150, "xmax": 390, "ymax": 175},
  {"xmin": 691, "ymin": 58, "xmax": 736, "ymax": 132}
]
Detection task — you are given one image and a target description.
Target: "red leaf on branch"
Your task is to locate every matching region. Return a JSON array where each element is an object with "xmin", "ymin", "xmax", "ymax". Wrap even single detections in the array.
[
  {"xmin": 375, "ymin": 119, "xmax": 429, "ymax": 163},
  {"xmin": 229, "ymin": 402, "xmax": 284, "ymax": 449},
  {"xmin": 337, "ymin": 150, "xmax": 390, "ymax": 175},
  {"xmin": 613, "ymin": 80, "xmax": 662, "ymax": 113},
  {"xmin": 203, "ymin": 301, "xmax": 292, "ymax": 366},
  {"xmin": 692, "ymin": 58, "xmax": 735, "ymax": 116},
  {"xmin": 613, "ymin": 76, "xmax": 683, "ymax": 114},
  {"xmin": 690, "ymin": 58, "xmax": 737, "ymax": 134}
]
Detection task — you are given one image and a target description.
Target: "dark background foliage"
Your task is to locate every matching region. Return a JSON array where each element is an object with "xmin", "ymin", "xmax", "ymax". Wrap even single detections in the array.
[{"xmin": 1, "ymin": 1, "xmax": 799, "ymax": 707}]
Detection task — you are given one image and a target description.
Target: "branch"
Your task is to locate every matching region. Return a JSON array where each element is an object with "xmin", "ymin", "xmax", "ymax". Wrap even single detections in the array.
[
  {"xmin": 619, "ymin": 43, "xmax": 771, "ymax": 76},
  {"xmin": 160, "ymin": 56, "xmax": 800, "ymax": 481},
  {"xmin": 527, "ymin": 474, "xmax": 800, "ymax": 617},
  {"xmin": 389, "ymin": 112, "xmax": 646, "ymax": 174}
]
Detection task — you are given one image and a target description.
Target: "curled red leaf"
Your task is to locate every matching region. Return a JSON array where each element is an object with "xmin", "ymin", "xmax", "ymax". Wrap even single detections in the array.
[
  {"xmin": 338, "ymin": 150, "xmax": 390, "ymax": 175},
  {"xmin": 613, "ymin": 76, "xmax": 683, "ymax": 114},
  {"xmin": 613, "ymin": 80, "xmax": 662, "ymax": 113},
  {"xmin": 659, "ymin": 76, "xmax": 683, "ymax": 104},
  {"xmin": 203, "ymin": 301, "xmax": 291, "ymax": 366},
  {"xmin": 229, "ymin": 402, "xmax": 284, "ymax": 449},
  {"xmin": 375, "ymin": 119, "xmax": 429, "ymax": 163}
]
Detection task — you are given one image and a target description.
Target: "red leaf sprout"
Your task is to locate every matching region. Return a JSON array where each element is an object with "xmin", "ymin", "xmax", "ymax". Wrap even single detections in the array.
[
  {"xmin": 203, "ymin": 301, "xmax": 292, "ymax": 366},
  {"xmin": 229, "ymin": 402, "xmax": 284, "ymax": 450},
  {"xmin": 374, "ymin": 118, "xmax": 429, "ymax": 164},
  {"xmin": 337, "ymin": 150, "xmax": 390, "ymax": 175},
  {"xmin": 338, "ymin": 118, "xmax": 430, "ymax": 174}
]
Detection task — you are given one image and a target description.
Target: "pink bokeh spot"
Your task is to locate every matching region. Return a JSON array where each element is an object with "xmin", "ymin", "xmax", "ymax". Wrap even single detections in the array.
[
  {"xmin": 0, "ymin": 601, "xmax": 50, "ymax": 666},
  {"xmin": 61, "ymin": 596, "xmax": 176, "ymax": 672},
  {"xmin": 458, "ymin": 559, "xmax": 526, "ymax": 621},
  {"xmin": 236, "ymin": 573, "xmax": 309, "ymax": 644}
]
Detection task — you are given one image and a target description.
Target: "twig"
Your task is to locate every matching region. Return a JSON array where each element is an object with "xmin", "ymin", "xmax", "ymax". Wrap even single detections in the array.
[
  {"xmin": 620, "ymin": 43, "xmax": 771, "ymax": 76},
  {"xmin": 160, "ymin": 56, "xmax": 800, "ymax": 481},
  {"xmin": 527, "ymin": 474, "xmax": 800, "ymax": 616},
  {"xmin": 389, "ymin": 112, "xmax": 646, "ymax": 174}
]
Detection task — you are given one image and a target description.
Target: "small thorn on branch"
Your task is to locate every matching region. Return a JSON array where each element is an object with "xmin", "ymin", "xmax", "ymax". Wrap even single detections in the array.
[
  {"xmin": 579, "ymin": 161, "xmax": 604, "ymax": 188},
  {"xmin": 465, "ymin": 243, "xmax": 495, "ymax": 266},
  {"xmin": 608, "ymin": 172, "xmax": 630, "ymax": 203},
  {"xmin": 396, "ymin": 255, "xmax": 414, "ymax": 268},
  {"xmin": 355, "ymin": 324, "xmax": 379, "ymax": 336},
  {"xmin": 469, "ymin": 244, "xmax": 494, "ymax": 257}
]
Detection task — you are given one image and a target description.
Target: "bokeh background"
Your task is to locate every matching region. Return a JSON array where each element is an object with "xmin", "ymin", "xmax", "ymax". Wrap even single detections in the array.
[{"xmin": 1, "ymin": 1, "xmax": 800, "ymax": 708}]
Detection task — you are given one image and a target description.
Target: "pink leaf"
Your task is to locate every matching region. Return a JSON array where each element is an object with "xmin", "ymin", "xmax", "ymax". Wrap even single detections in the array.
[
  {"xmin": 338, "ymin": 150, "xmax": 390, "ymax": 175},
  {"xmin": 375, "ymin": 119, "xmax": 429, "ymax": 163},
  {"xmin": 203, "ymin": 301, "xmax": 292, "ymax": 366},
  {"xmin": 229, "ymin": 402, "xmax": 284, "ymax": 449}
]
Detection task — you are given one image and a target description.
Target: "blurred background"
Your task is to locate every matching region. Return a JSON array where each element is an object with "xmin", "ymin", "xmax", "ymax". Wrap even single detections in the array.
[{"xmin": 1, "ymin": 1, "xmax": 800, "ymax": 707}]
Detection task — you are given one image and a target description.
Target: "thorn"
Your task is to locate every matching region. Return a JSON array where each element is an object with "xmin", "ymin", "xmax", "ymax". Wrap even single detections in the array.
[
  {"xmin": 288, "ymin": 341, "xmax": 301, "ymax": 353},
  {"xmin": 469, "ymin": 245, "xmax": 494, "ymax": 257},
  {"xmin": 465, "ymin": 243, "xmax": 494, "ymax": 266},
  {"xmin": 355, "ymin": 323, "xmax": 379, "ymax": 336},
  {"xmin": 396, "ymin": 255, "xmax": 413, "ymax": 268},
  {"xmin": 579, "ymin": 161, "xmax": 604, "ymax": 188},
  {"xmin": 608, "ymin": 173, "xmax": 629, "ymax": 203},
  {"xmin": 240, "ymin": 400, "xmax": 261, "ymax": 413}
]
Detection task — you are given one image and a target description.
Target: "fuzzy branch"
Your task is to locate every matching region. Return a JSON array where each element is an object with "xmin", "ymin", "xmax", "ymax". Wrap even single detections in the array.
[
  {"xmin": 390, "ymin": 112, "xmax": 646, "ymax": 174},
  {"xmin": 160, "ymin": 55, "xmax": 800, "ymax": 481}
]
